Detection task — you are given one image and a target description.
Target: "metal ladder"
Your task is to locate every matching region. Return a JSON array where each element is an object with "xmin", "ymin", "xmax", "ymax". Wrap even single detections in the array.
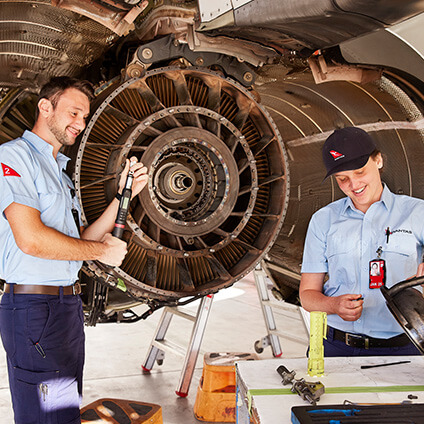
[
  {"xmin": 253, "ymin": 266, "xmax": 309, "ymax": 356},
  {"xmin": 141, "ymin": 294, "xmax": 214, "ymax": 397}
]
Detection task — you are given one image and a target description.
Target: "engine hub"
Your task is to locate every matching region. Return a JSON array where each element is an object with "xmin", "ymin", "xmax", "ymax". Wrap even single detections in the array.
[{"xmin": 139, "ymin": 124, "xmax": 240, "ymax": 239}]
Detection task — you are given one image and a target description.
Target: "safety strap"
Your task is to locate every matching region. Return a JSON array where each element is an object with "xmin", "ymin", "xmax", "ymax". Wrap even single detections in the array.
[{"xmin": 69, "ymin": 187, "xmax": 81, "ymax": 236}]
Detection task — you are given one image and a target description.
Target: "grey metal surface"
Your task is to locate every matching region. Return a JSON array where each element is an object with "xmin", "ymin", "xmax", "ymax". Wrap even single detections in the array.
[{"xmin": 341, "ymin": 14, "xmax": 424, "ymax": 84}]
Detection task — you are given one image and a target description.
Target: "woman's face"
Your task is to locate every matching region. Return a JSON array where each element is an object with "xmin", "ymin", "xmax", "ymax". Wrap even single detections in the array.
[{"xmin": 333, "ymin": 153, "xmax": 383, "ymax": 213}]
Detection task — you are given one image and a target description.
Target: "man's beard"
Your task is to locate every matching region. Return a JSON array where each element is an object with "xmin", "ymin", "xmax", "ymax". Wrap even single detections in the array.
[{"xmin": 47, "ymin": 115, "xmax": 77, "ymax": 147}]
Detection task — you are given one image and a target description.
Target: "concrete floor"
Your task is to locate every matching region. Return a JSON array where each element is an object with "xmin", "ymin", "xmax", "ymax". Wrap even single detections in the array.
[{"xmin": 0, "ymin": 272, "xmax": 309, "ymax": 423}]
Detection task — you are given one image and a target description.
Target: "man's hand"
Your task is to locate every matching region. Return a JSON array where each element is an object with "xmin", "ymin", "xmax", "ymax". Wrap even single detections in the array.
[
  {"xmin": 98, "ymin": 233, "xmax": 127, "ymax": 267},
  {"xmin": 332, "ymin": 294, "xmax": 364, "ymax": 321},
  {"xmin": 118, "ymin": 156, "xmax": 148, "ymax": 199}
]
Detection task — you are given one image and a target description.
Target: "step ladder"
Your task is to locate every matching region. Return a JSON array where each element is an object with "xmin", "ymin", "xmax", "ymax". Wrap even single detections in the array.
[
  {"xmin": 253, "ymin": 266, "xmax": 309, "ymax": 356},
  {"xmin": 141, "ymin": 294, "xmax": 214, "ymax": 397}
]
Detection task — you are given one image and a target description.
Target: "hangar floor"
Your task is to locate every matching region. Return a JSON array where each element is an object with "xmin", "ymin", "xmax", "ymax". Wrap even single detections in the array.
[{"xmin": 0, "ymin": 273, "xmax": 309, "ymax": 423}]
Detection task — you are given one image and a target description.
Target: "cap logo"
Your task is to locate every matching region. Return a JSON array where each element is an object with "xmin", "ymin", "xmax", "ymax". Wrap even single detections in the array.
[
  {"xmin": 1, "ymin": 163, "xmax": 21, "ymax": 177},
  {"xmin": 329, "ymin": 150, "xmax": 345, "ymax": 161}
]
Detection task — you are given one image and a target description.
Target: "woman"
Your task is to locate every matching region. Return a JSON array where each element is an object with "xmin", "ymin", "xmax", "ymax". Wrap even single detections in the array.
[{"xmin": 300, "ymin": 126, "xmax": 424, "ymax": 356}]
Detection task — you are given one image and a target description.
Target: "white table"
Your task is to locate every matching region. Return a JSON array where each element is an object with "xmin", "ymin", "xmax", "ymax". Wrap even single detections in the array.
[{"xmin": 235, "ymin": 356, "xmax": 424, "ymax": 423}]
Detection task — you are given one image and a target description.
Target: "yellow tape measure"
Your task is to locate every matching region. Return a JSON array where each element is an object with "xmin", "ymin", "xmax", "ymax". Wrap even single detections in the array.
[{"xmin": 308, "ymin": 311, "xmax": 327, "ymax": 377}]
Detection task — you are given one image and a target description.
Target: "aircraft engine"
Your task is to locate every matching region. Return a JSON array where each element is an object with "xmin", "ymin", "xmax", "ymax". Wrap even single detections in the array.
[{"xmin": 71, "ymin": 66, "xmax": 289, "ymax": 313}]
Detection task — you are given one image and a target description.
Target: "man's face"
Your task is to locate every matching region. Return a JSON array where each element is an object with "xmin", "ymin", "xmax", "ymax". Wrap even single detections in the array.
[{"xmin": 46, "ymin": 87, "xmax": 90, "ymax": 147}]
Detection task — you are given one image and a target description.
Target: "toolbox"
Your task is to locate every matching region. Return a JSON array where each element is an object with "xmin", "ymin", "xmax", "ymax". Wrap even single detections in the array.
[{"xmin": 291, "ymin": 403, "xmax": 424, "ymax": 423}]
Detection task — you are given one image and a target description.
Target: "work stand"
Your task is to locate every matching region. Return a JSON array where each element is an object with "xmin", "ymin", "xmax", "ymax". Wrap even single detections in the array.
[
  {"xmin": 141, "ymin": 294, "xmax": 214, "ymax": 397},
  {"xmin": 253, "ymin": 266, "xmax": 309, "ymax": 357}
]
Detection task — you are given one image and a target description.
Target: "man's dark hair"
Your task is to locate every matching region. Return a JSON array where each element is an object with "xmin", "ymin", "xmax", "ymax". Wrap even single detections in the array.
[{"xmin": 35, "ymin": 76, "xmax": 95, "ymax": 120}]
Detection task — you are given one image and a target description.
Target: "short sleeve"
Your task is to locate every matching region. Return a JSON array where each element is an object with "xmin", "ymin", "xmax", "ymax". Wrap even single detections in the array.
[
  {"xmin": 301, "ymin": 210, "xmax": 329, "ymax": 274},
  {"xmin": 0, "ymin": 143, "xmax": 41, "ymax": 215}
]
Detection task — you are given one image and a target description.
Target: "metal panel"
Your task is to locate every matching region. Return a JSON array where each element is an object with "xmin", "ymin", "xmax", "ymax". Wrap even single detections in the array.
[
  {"xmin": 232, "ymin": 0, "xmax": 253, "ymax": 8},
  {"xmin": 340, "ymin": 13, "xmax": 424, "ymax": 83},
  {"xmin": 198, "ymin": 0, "xmax": 232, "ymax": 22}
]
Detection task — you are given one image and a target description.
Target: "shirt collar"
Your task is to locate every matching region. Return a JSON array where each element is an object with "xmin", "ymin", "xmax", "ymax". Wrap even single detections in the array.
[
  {"xmin": 342, "ymin": 183, "xmax": 392, "ymax": 215},
  {"xmin": 22, "ymin": 130, "xmax": 70, "ymax": 171}
]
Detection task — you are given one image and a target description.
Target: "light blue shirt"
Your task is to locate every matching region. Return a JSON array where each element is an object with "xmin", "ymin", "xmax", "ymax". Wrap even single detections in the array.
[
  {"xmin": 301, "ymin": 184, "xmax": 424, "ymax": 338},
  {"xmin": 0, "ymin": 130, "xmax": 82, "ymax": 286}
]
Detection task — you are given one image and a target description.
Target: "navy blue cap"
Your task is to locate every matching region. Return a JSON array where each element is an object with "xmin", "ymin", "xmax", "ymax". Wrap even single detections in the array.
[{"xmin": 322, "ymin": 127, "xmax": 376, "ymax": 179}]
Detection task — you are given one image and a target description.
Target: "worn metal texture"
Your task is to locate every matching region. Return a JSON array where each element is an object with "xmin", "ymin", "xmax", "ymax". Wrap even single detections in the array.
[{"xmin": 0, "ymin": 0, "xmax": 116, "ymax": 88}]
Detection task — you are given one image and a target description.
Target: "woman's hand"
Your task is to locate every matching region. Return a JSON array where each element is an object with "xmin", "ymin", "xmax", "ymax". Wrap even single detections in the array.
[{"xmin": 332, "ymin": 294, "xmax": 364, "ymax": 321}]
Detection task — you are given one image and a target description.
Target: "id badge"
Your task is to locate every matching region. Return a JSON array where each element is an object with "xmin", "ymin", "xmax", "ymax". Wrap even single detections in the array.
[{"xmin": 369, "ymin": 259, "xmax": 386, "ymax": 289}]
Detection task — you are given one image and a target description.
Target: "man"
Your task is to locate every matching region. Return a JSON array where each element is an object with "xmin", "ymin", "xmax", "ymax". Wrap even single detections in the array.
[
  {"xmin": 300, "ymin": 126, "xmax": 424, "ymax": 356},
  {"xmin": 0, "ymin": 76, "xmax": 148, "ymax": 423}
]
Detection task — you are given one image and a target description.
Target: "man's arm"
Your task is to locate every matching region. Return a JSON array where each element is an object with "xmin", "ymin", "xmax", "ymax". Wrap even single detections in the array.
[
  {"xmin": 80, "ymin": 157, "xmax": 148, "ymax": 241},
  {"xmin": 299, "ymin": 272, "xmax": 363, "ymax": 321},
  {"xmin": 4, "ymin": 202, "xmax": 126, "ymax": 267}
]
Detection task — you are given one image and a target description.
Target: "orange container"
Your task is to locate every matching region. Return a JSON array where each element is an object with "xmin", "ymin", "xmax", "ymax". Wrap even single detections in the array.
[{"xmin": 194, "ymin": 352, "xmax": 258, "ymax": 422}]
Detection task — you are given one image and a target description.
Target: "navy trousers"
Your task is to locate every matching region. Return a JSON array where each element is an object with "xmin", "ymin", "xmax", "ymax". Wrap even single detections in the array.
[
  {"xmin": 323, "ymin": 326, "xmax": 422, "ymax": 357},
  {"xmin": 0, "ymin": 287, "xmax": 85, "ymax": 424}
]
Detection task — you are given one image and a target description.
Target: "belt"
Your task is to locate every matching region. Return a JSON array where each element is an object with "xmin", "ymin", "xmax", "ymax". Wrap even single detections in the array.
[
  {"xmin": 331, "ymin": 327, "xmax": 411, "ymax": 349},
  {"xmin": 4, "ymin": 282, "xmax": 82, "ymax": 296}
]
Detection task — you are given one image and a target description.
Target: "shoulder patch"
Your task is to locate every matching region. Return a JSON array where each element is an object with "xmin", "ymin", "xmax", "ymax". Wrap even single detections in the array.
[{"xmin": 1, "ymin": 162, "xmax": 21, "ymax": 177}]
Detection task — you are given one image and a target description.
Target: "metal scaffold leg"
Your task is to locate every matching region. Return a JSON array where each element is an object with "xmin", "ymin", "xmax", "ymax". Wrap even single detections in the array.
[
  {"xmin": 253, "ymin": 266, "xmax": 309, "ymax": 357},
  {"xmin": 254, "ymin": 268, "xmax": 283, "ymax": 357},
  {"xmin": 141, "ymin": 294, "xmax": 214, "ymax": 397}
]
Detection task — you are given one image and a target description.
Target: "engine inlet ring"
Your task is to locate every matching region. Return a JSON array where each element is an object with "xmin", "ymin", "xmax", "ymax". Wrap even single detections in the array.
[{"xmin": 74, "ymin": 66, "xmax": 289, "ymax": 300}]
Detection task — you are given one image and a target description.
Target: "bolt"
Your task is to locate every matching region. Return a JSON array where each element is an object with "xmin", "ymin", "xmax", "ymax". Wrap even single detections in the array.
[
  {"xmin": 195, "ymin": 57, "xmax": 204, "ymax": 66},
  {"xmin": 142, "ymin": 48, "xmax": 153, "ymax": 60},
  {"xmin": 129, "ymin": 68, "xmax": 142, "ymax": 78},
  {"xmin": 243, "ymin": 72, "xmax": 253, "ymax": 82}
]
